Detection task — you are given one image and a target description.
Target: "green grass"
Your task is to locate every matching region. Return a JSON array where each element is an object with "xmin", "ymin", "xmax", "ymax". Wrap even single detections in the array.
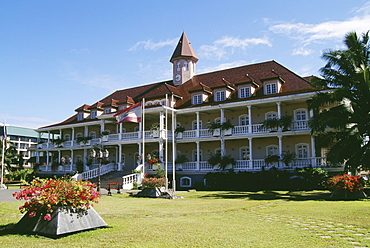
[{"xmin": 0, "ymin": 190, "xmax": 369, "ymax": 247}]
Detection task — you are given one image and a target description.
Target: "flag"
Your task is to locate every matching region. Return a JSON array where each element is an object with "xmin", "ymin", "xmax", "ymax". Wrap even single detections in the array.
[{"xmin": 114, "ymin": 102, "xmax": 142, "ymax": 123}]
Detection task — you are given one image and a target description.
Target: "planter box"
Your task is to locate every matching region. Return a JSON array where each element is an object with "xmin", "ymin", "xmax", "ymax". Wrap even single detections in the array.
[
  {"xmin": 222, "ymin": 128, "xmax": 232, "ymax": 136},
  {"xmin": 213, "ymin": 128, "xmax": 221, "ymax": 137},
  {"xmin": 152, "ymin": 130, "xmax": 160, "ymax": 138},
  {"xmin": 14, "ymin": 206, "xmax": 107, "ymax": 238},
  {"xmin": 176, "ymin": 132, "xmax": 183, "ymax": 139},
  {"xmin": 102, "ymin": 136, "xmax": 109, "ymax": 142}
]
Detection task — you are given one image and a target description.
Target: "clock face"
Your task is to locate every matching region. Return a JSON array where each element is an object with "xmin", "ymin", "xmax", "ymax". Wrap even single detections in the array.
[{"xmin": 175, "ymin": 74, "xmax": 181, "ymax": 81}]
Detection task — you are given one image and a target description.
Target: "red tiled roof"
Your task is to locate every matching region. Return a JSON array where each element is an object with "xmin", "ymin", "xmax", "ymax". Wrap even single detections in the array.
[{"xmin": 42, "ymin": 60, "xmax": 316, "ymax": 128}]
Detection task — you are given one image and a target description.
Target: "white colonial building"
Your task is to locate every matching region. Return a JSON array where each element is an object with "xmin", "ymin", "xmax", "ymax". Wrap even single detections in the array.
[{"xmin": 32, "ymin": 33, "xmax": 342, "ymax": 188}]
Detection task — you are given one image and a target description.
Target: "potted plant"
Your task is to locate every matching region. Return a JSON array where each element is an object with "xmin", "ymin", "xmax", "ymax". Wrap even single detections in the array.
[
  {"xmin": 264, "ymin": 154, "xmax": 280, "ymax": 167},
  {"xmin": 278, "ymin": 115, "xmax": 293, "ymax": 132},
  {"xmin": 207, "ymin": 122, "xmax": 222, "ymax": 136},
  {"xmin": 12, "ymin": 178, "xmax": 106, "ymax": 237},
  {"xmin": 53, "ymin": 138, "xmax": 65, "ymax": 147},
  {"xmin": 327, "ymin": 174, "xmax": 367, "ymax": 199},
  {"xmin": 76, "ymin": 136, "xmax": 92, "ymax": 146},
  {"xmin": 175, "ymin": 126, "xmax": 185, "ymax": 139},
  {"xmin": 208, "ymin": 152, "xmax": 236, "ymax": 171},
  {"xmin": 101, "ymin": 131, "xmax": 110, "ymax": 142},
  {"xmin": 261, "ymin": 118, "xmax": 279, "ymax": 132},
  {"xmin": 175, "ymin": 154, "xmax": 188, "ymax": 170},
  {"xmin": 150, "ymin": 124, "xmax": 160, "ymax": 138},
  {"xmin": 221, "ymin": 119, "xmax": 234, "ymax": 136},
  {"xmin": 281, "ymin": 150, "xmax": 296, "ymax": 167}
]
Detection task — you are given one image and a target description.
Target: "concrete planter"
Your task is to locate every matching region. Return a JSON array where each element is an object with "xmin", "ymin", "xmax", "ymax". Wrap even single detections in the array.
[{"xmin": 15, "ymin": 206, "xmax": 107, "ymax": 238}]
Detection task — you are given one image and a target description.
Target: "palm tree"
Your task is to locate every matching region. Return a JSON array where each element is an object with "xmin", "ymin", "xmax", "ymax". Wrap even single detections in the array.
[{"xmin": 307, "ymin": 31, "xmax": 370, "ymax": 173}]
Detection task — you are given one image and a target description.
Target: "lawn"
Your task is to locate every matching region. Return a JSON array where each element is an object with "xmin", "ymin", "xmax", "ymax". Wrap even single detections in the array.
[{"xmin": 0, "ymin": 190, "xmax": 369, "ymax": 247}]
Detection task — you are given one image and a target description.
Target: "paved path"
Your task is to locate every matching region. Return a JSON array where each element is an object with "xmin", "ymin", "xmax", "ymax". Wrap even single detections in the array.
[{"xmin": 0, "ymin": 188, "xmax": 21, "ymax": 202}]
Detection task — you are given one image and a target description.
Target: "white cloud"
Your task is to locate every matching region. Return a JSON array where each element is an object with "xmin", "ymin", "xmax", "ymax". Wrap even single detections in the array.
[
  {"xmin": 292, "ymin": 47, "xmax": 315, "ymax": 56},
  {"xmin": 269, "ymin": 2, "xmax": 370, "ymax": 45},
  {"xmin": 129, "ymin": 38, "xmax": 178, "ymax": 51},
  {"xmin": 199, "ymin": 36, "xmax": 271, "ymax": 60}
]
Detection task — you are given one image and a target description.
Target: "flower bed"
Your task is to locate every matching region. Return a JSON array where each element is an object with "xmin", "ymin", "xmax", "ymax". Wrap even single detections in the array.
[{"xmin": 141, "ymin": 177, "xmax": 165, "ymax": 188}]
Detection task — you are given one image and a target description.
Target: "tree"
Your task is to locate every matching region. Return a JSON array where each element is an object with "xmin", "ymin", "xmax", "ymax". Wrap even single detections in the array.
[
  {"xmin": 307, "ymin": 31, "xmax": 370, "ymax": 173},
  {"xmin": 0, "ymin": 139, "xmax": 23, "ymax": 172}
]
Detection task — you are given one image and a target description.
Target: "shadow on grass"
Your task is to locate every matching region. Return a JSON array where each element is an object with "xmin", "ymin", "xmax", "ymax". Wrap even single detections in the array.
[{"xmin": 199, "ymin": 190, "xmax": 334, "ymax": 201}]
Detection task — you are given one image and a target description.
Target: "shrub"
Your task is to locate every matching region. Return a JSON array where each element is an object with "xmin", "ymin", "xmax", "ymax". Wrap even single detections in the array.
[{"xmin": 327, "ymin": 174, "xmax": 364, "ymax": 193}]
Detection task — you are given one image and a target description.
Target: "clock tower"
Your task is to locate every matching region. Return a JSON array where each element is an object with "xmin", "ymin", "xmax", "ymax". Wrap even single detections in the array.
[{"xmin": 170, "ymin": 32, "xmax": 198, "ymax": 86}]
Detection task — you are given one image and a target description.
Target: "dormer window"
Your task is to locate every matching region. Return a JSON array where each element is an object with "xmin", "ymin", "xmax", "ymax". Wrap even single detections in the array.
[
  {"xmin": 77, "ymin": 113, "xmax": 84, "ymax": 121},
  {"xmin": 90, "ymin": 111, "xmax": 97, "ymax": 119},
  {"xmin": 215, "ymin": 90, "xmax": 226, "ymax": 102},
  {"xmin": 192, "ymin": 94, "xmax": 202, "ymax": 105},
  {"xmin": 265, "ymin": 82, "xmax": 277, "ymax": 95},
  {"xmin": 239, "ymin": 86, "xmax": 251, "ymax": 98},
  {"xmin": 104, "ymin": 108, "xmax": 111, "ymax": 114}
]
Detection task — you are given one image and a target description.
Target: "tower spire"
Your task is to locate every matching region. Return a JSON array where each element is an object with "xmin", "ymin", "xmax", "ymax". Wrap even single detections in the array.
[{"xmin": 170, "ymin": 32, "xmax": 198, "ymax": 86}]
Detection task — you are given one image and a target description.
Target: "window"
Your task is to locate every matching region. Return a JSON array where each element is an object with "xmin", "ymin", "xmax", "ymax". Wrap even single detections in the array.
[
  {"xmin": 90, "ymin": 111, "xmax": 97, "ymax": 119},
  {"xmin": 215, "ymin": 90, "xmax": 226, "ymax": 101},
  {"xmin": 239, "ymin": 115, "xmax": 249, "ymax": 126},
  {"xmin": 76, "ymin": 133, "xmax": 83, "ymax": 139},
  {"xmin": 266, "ymin": 111, "xmax": 278, "ymax": 120},
  {"xmin": 265, "ymin": 82, "xmax": 277, "ymax": 95},
  {"xmin": 180, "ymin": 177, "xmax": 192, "ymax": 187},
  {"xmin": 192, "ymin": 149, "xmax": 202, "ymax": 161},
  {"xmin": 104, "ymin": 108, "xmax": 111, "ymax": 114},
  {"xmin": 77, "ymin": 113, "xmax": 84, "ymax": 121},
  {"xmin": 192, "ymin": 120, "xmax": 202, "ymax": 130},
  {"xmin": 295, "ymin": 109, "xmax": 307, "ymax": 121},
  {"xmin": 184, "ymin": 61, "xmax": 188, "ymax": 71},
  {"xmin": 240, "ymin": 146, "xmax": 250, "ymax": 160},
  {"xmin": 76, "ymin": 155, "xmax": 82, "ymax": 163},
  {"xmin": 296, "ymin": 143, "xmax": 309, "ymax": 158},
  {"xmin": 89, "ymin": 131, "xmax": 97, "ymax": 139},
  {"xmin": 64, "ymin": 134, "xmax": 71, "ymax": 141},
  {"xmin": 239, "ymin": 86, "xmax": 251, "ymax": 98},
  {"xmin": 176, "ymin": 61, "xmax": 181, "ymax": 72},
  {"xmin": 266, "ymin": 145, "xmax": 279, "ymax": 156},
  {"xmin": 192, "ymin": 94, "xmax": 202, "ymax": 105}
]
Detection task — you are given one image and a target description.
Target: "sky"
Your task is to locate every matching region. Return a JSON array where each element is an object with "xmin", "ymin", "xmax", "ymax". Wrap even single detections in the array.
[{"xmin": 1, "ymin": 1, "xmax": 370, "ymax": 129}]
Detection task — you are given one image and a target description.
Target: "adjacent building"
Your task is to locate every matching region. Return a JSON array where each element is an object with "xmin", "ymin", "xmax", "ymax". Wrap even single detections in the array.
[{"xmin": 32, "ymin": 32, "xmax": 342, "ymax": 187}]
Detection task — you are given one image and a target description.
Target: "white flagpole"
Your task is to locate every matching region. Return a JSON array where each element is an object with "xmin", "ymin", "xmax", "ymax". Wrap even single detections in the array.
[
  {"xmin": 171, "ymin": 95, "xmax": 176, "ymax": 195},
  {"xmin": 1, "ymin": 121, "xmax": 6, "ymax": 189},
  {"xmin": 165, "ymin": 94, "xmax": 168, "ymax": 192},
  {"xmin": 141, "ymin": 99, "xmax": 145, "ymax": 175}
]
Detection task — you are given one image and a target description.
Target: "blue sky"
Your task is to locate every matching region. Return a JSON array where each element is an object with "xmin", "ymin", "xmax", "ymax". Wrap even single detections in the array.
[{"xmin": 1, "ymin": 1, "xmax": 370, "ymax": 128}]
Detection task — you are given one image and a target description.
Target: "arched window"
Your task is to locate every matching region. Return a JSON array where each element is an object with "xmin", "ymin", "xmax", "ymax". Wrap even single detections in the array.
[
  {"xmin": 265, "ymin": 111, "xmax": 278, "ymax": 120},
  {"xmin": 294, "ymin": 109, "xmax": 308, "ymax": 121},
  {"xmin": 192, "ymin": 120, "xmax": 202, "ymax": 130},
  {"xmin": 180, "ymin": 176, "xmax": 191, "ymax": 187},
  {"xmin": 296, "ymin": 143, "xmax": 309, "ymax": 158},
  {"xmin": 64, "ymin": 134, "xmax": 71, "ymax": 141},
  {"xmin": 89, "ymin": 131, "xmax": 97, "ymax": 139},
  {"xmin": 192, "ymin": 149, "xmax": 202, "ymax": 161},
  {"xmin": 239, "ymin": 115, "xmax": 249, "ymax": 126},
  {"xmin": 240, "ymin": 146, "xmax": 250, "ymax": 160},
  {"xmin": 266, "ymin": 145, "xmax": 279, "ymax": 156},
  {"xmin": 183, "ymin": 61, "xmax": 189, "ymax": 71},
  {"xmin": 76, "ymin": 133, "xmax": 83, "ymax": 139}
]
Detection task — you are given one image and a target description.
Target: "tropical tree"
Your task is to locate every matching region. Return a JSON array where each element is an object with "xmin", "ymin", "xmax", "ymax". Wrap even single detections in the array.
[
  {"xmin": 307, "ymin": 31, "xmax": 370, "ymax": 173},
  {"xmin": 0, "ymin": 139, "xmax": 24, "ymax": 172}
]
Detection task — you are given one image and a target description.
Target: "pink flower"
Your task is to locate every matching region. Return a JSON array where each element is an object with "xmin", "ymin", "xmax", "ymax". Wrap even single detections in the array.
[
  {"xmin": 28, "ymin": 211, "xmax": 36, "ymax": 218},
  {"xmin": 43, "ymin": 214, "xmax": 51, "ymax": 221}
]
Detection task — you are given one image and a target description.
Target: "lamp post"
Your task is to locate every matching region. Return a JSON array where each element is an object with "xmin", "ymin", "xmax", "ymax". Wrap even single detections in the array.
[{"xmin": 90, "ymin": 147, "xmax": 109, "ymax": 193}]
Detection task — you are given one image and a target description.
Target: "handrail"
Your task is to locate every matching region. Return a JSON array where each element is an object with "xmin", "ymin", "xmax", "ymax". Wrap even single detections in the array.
[{"xmin": 81, "ymin": 163, "xmax": 116, "ymax": 180}]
